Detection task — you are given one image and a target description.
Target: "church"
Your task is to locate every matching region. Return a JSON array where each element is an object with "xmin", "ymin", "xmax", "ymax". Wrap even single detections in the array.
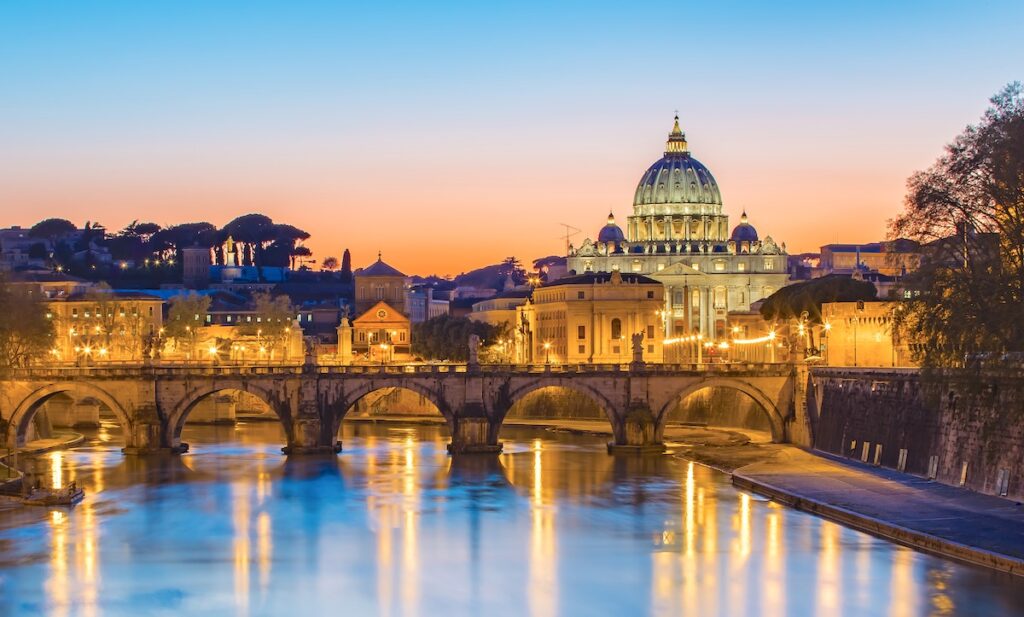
[{"xmin": 566, "ymin": 116, "xmax": 789, "ymax": 339}]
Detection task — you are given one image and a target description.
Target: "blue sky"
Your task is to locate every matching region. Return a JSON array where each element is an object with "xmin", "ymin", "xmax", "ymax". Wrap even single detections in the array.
[{"xmin": 2, "ymin": 1, "xmax": 1022, "ymax": 272}]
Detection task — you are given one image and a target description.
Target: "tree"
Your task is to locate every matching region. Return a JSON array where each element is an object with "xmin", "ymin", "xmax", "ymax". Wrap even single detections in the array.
[
  {"xmin": 760, "ymin": 275, "xmax": 878, "ymax": 324},
  {"xmin": 412, "ymin": 314, "xmax": 503, "ymax": 361},
  {"xmin": 340, "ymin": 249, "xmax": 353, "ymax": 283},
  {"xmin": 238, "ymin": 292, "xmax": 296, "ymax": 360},
  {"xmin": 890, "ymin": 83, "xmax": 1024, "ymax": 367},
  {"xmin": 165, "ymin": 292, "xmax": 212, "ymax": 359},
  {"xmin": 497, "ymin": 256, "xmax": 527, "ymax": 285},
  {"xmin": 29, "ymin": 218, "xmax": 76, "ymax": 243},
  {"xmin": 322, "ymin": 256, "xmax": 339, "ymax": 271},
  {"xmin": 68, "ymin": 284, "xmax": 152, "ymax": 360},
  {"xmin": 0, "ymin": 277, "xmax": 55, "ymax": 368}
]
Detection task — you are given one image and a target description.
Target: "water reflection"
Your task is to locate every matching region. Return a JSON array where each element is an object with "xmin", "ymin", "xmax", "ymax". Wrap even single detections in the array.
[{"xmin": 0, "ymin": 422, "xmax": 1022, "ymax": 616}]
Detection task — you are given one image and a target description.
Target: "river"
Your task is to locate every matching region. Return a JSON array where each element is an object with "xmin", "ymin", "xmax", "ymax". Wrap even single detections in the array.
[{"xmin": 0, "ymin": 421, "xmax": 1022, "ymax": 616}]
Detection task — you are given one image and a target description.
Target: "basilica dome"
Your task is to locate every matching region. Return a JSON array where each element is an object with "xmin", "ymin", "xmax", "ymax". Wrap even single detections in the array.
[
  {"xmin": 730, "ymin": 211, "xmax": 759, "ymax": 242},
  {"xmin": 597, "ymin": 212, "xmax": 626, "ymax": 243},
  {"xmin": 633, "ymin": 116, "xmax": 722, "ymax": 208}
]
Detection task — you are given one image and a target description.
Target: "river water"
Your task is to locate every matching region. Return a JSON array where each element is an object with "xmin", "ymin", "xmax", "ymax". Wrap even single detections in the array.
[{"xmin": 0, "ymin": 421, "xmax": 1022, "ymax": 616}]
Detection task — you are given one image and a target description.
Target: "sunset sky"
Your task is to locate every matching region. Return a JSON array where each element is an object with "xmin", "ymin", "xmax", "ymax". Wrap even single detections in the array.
[{"xmin": 2, "ymin": 1, "xmax": 1022, "ymax": 276}]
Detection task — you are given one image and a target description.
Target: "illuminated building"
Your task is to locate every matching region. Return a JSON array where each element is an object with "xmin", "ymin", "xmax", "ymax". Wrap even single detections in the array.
[
  {"xmin": 567, "ymin": 116, "xmax": 790, "ymax": 339},
  {"xmin": 514, "ymin": 271, "xmax": 663, "ymax": 364}
]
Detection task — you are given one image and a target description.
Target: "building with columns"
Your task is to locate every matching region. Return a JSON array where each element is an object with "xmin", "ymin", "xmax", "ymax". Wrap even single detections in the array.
[
  {"xmin": 513, "ymin": 271, "xmax": 663, "ymax": 364},
  {"xmin": 567, "ymin": 116, "xmax": 790, "ymax": 340}
]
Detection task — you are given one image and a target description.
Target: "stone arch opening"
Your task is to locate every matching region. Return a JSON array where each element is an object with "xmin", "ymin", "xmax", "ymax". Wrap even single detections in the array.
[
  {"xmin": 332, "ymin": 384, "xmax": 450, "ymax": 437},
  {"xmin": 169, "ymin": 385, "xmax": 291, "ymax": 451},
  {"xmin": 10, "ymin": 383, "xmax": 132, "ymax": 449},
  {"xmin": 498, "ymin": 381, "xmax": 618, "ymax": 436},
  {"xmin": 658, "ymin": 379, "xmax": 784, "ymax": 442}
]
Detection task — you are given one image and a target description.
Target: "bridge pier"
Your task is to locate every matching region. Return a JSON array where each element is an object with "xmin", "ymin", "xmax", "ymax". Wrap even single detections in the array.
[
  {"xmin": 282, "ymin": 416, "xmax": 341, "ymax": 455},
  {"xmin": 447, "ymin": 405, "xmax": 502, "ymax": 455},
  {"xmin": 607, "ymin": 402, "xmax": 664, "ymax": 454},
  {"xmin": 121, "ymin": 407, "xmax": 187, "ymax": 455}
]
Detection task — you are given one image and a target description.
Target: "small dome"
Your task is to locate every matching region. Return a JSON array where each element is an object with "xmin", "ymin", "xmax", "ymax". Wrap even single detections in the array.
[
  {"xmin": 730, "ymin": 211, "xmax": 759, "ymax": 242},
  {"xmin": 598, "ymin": 212, "xmax": 626, "ymax": 243}
]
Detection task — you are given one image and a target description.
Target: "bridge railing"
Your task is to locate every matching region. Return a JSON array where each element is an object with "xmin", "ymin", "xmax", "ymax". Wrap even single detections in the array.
[{"xmin": 5, "ymin": 360, "xmax": 796, "ymax": 379}]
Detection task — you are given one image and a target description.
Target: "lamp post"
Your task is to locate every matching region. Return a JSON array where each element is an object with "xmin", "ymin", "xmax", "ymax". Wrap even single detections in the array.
[
  {"xmin": 543, "ymin": 341, "xmax": 551, "ymax": 365},
  {"xmin": 380, "ymin": 342, "xmax": 389, "ymax": 367}
]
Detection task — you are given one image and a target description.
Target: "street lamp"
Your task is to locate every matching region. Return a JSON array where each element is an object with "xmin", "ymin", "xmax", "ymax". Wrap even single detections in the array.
[
  {"xmin": 380, "ymin": 342, "xmax": 389, "ymax": 366},
  {"xmin": 543, "ymin": 341, "xmax": 551, "ymax": 365}
]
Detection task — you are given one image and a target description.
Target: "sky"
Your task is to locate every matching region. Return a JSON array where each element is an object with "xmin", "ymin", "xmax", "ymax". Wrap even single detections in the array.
[{"xmin": 1, "ymin": 1, "xmax": 1022, "ymax": 276}]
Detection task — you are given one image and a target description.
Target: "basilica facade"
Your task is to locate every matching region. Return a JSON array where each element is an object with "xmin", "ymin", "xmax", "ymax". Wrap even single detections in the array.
[{"xmin": 566, "ymin": 116, "xmax": 789, "ymax": 339}]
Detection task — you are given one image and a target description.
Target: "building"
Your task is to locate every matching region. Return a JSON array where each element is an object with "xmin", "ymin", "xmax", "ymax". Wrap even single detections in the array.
[
  {"xmin": 406, "ymin": 285, "xmax": 450, "ymax": 323},
  {"xmin": 6, "ymin": 269, "xmax": 91, "ymax": 299},
  {"xmin": 0, "ymin": 227, "xmax": 47, "ymax": 271},
  {"xmin": 470, "ymin": 288, "xmax": 532, "ymax": 329},
  {"xmin": 566, "ymin": 116, "xmax": 790, "ymax": 340},
  {"xmin": 354, "ymin": 255, "xmax": 410, "ymax": 316},
  {"xmin": 821, "ymin": 301, "xmax": 915, "ymax": 368},
  {"xmin": 46, "ymin": 290, "xmax": 164, "ymax": 364},
  {"xmin": 181, "ymin": 246, "xmax": 212, "ymax": 288},
  {"xmin": 351, "ymin": 301, "xmax": 411, "ymax": 363},
  {"xmin": 515, "ymin": 271, "xmax": 663, "ymax": 364},
  {"xmin": 816, "ymin": 240, "xmax": 920, "ymax": 278}
]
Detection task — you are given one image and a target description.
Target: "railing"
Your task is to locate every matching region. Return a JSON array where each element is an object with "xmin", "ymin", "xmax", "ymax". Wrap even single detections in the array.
[{"xmin": 5, "ymin": 360, "xmax": 796, "ymax": 379}]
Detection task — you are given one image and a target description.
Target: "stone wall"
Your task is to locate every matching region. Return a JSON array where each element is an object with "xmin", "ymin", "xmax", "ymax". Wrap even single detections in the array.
[{"xmin": 811, "ymin": 368, "xmax": 1024, "ymax": 501}]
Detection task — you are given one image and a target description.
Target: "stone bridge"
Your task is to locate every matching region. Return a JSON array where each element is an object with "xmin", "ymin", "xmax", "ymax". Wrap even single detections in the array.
[{"xmin": 0, "ymin": 363, "xmax": 806, "ymax": 455}]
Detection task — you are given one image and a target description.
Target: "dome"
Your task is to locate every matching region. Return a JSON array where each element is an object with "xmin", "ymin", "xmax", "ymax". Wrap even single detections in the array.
[
  {"xmin": 597, "ymin": 212, "xmax": 626, "ymax": 243},
  {"xmin": 633, "ymin": 115, "xmax": 722, "ymax": 207},
  {"xmin": 730, "ymin": 211, "xmax": 759, "ymax": 242}
]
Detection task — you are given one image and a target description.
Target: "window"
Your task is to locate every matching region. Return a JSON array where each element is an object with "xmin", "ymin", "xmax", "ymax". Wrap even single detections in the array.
[
  {"xmin": 148, "ymin": 307, "xmax": 154, "ymax": 317},
  {"xmin": 714, "ymin": 261, "xmax": 725, "ymax": 272},
  {"xmin": 375, "ymin": 286, "xmax": 384, "ymax": 300},
  {"xmin": 691, "ymin": 263, "xmax": 699, "ymax": 271},
  {"xmin": 657, "ymin": 263, "xmax": 665, "ymax": 271},
  {"xmin": 577, "ymin": 325, "xmax": 586, "ymax": 339},
  {"xmin": 577, "ymin": 291, "xmax": 585, "ymax": 299},
  {"xmin": 226, "ymin": 315, "xmax": 233, "ymax": 322},
  {"xmin": 646, "ymin": 290, "xmax": 654, "ymax": 299},
  {"xmin": 714, "ymin": 287, "xmax": 726, "ymax": 308},
  {"xmin": 578, "ymin": 344, "xmax": 586, "ymax": 353},
  {"xmin": 206, "ymin": 314, "xmax": 211, "ymax": 323},
  {"xmin": 738, "ymin": 262, "xmax": 746, "ymax": 272},
  {"xmin": 631, "ymin": 259, "xmax": 642, "ymax": 272},
  {"xmin": 647, "ymin": 325, "xmax": 655, "ymax": 338},
  {"xmin": 763, "ymin": 258, "xmax": 775, "ymax": 270},
  {"xmin": 611, "ymin": 318, "xmax": 622, "ymax": 339},
  {"xmin": 72, "ymin": 308, "xmax": 78, "ymax": 318}
]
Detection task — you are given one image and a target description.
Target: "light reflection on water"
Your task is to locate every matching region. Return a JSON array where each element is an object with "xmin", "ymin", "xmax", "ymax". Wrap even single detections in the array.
[{"xmin": 0, "ymin": 422, "xmax": 1022, "ymax": 616}]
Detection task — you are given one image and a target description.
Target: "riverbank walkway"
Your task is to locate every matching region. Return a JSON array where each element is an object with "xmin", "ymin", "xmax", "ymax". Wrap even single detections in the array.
[{"xmin": 731, "ymin": 448, "xmax": 1024, "ymax": 575}]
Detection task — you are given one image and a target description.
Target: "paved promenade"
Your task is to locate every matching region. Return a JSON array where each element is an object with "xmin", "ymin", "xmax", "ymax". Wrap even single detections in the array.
[{"xmin": 732, "ymin": 449, "xmax": 1024, "ymax": 575}]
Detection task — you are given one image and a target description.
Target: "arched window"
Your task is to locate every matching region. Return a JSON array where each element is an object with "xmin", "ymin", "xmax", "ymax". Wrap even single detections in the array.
[{"xmin": 611, "ymin": 318, "xmax": 622, "ymax": 340}]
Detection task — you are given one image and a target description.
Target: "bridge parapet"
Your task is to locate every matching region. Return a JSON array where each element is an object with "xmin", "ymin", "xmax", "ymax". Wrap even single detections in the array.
[{"xmin": 2, "ymin": 361, "xmax": 800, "ymax": 456}]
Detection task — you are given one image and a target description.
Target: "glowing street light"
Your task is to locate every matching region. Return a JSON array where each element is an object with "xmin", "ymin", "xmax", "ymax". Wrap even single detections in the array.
[{"xmin": 543, "ymin": 341, "xmax": 552, "ymax": 365}]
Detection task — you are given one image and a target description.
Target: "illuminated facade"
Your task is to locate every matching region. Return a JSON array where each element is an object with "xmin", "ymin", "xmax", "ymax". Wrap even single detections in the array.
[
  {"xmin": 566, "ymin": 116, "xmax": 790, "ymax": 339},
  {"xmin": 46, "ymin": 291, "xmax": 163, "ymax": 364},
  {"xmin": 515, "ymin": 271, "xmax": 664, "ymax": 364}
]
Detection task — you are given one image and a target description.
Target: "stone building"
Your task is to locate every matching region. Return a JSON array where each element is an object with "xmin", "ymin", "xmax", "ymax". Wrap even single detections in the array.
[
  {"xmin": 351, "ymin": 300, "xmax": 411, "ymax": 363},
  {"xmin": 821, "ymin": 301, "xmax": 915, "ymax": 367},
  {"xmin": 354, "ymin": 254, "xmax": 410, "ymax": 316},
  {"xmin": 46, "ymin": 290, "xmax": 164, "ymax": 364},
  {"xmin": 514, "ymin": 271, "xmax": 663, "ymax": 364},
  {"xmin": 567, "ymin": 116, "xmax": 790, "ymax": 340}
]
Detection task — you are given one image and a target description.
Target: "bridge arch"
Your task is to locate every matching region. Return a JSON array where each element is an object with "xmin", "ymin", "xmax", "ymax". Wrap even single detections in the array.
[
  {"xmin": 330, "ymin": 381, "xmax": 451, "ymax": 436},
  {"xmin": 498, "ymin": 379, "xmax": 619, "ymax": 430},
  {"xmin": 656, "ymin": 377, "xmax": 785, "ymax": 442},
  {"xmin": 167, "ymin": 383, "xmax": 293, "ymax": 446},
  {"xmin": 10, "ymin": 382, "xmax": 132, "ymax": 448}
]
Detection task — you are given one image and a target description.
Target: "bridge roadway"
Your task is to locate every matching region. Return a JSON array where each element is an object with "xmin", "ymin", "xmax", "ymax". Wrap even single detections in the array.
[{"xmin": 0, "ymin": 361, "xmax": 805, "ymax": 456}]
